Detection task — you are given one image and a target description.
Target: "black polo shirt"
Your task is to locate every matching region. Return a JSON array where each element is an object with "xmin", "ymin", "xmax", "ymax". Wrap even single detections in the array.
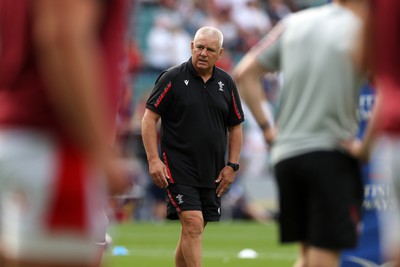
[{"xmin": 146, "ymin": 58, "xmax": 245, "ymax": 188}]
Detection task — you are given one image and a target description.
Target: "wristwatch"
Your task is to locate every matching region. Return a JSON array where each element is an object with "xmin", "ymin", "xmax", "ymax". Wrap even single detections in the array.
[{"xmin": 227, "ymin": 161, "xmax": 240, "ymax": 172}]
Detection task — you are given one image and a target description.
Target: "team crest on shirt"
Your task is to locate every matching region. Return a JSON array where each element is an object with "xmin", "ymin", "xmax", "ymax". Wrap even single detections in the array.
[
  {"xmin": 176, "ymin": 194, "xmax": 184, "ymax": 204},
  {"xmin": 218, "ymin": 81, "xmax": 224, "ymax": 91},
  {"xmin": 184, "ymin": 80, "xmax": 189, "ymax": 86}
]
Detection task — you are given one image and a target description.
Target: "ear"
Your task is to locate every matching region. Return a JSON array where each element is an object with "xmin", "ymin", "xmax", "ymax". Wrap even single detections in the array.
[
  {"xmin": 218, "ymin": 47, "xmax": 224, "ymax": 58},
  {"xmin": 190, "ymin": 41, "xmax": 194, "ymax": 53}
]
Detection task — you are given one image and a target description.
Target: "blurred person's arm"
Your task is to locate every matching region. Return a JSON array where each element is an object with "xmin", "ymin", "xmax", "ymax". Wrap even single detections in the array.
[
  {"xmin": 352, "ymin": 0, "xmax": 372, "ymax": 73},
  {"xmin": 32, "ymin": 0, "xmax": 125, "ymax": 193},
  {"xmin": 359, "ymin": 93, "xmax": 381, "ymax": 161},
  {"xmin": 233, "ymin": 53, "xmax": 277, "ymax": 146},
  {"xmin": 141, "ymin": 109, "xmax": 169, "ymax": 188},
  {"xmin": 343, "ymin": 1, "xmax": 377, "ymax": 162},
  {"xmin": 342, "ymin": 93, "xmax": 380, "ymax": 162}
]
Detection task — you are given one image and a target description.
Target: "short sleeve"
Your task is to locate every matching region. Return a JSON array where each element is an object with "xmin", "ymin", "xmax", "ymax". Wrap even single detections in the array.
[
  {"xmin": 252, "ymin": 21, "xmax": 286, "ymax": 72},
  {"xmin": 146, "ymin": 70, "xmax": 174, "ymax": 117},
  {"xmin": 227, "ymin": 77, "xmax": 245, "ymax": 126}
]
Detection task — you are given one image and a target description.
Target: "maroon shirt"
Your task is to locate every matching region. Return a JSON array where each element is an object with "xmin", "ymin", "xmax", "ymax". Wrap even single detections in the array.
[
  {"xmin": 0, "ymin": 0, "xmax": 127, "ymax": 137},
  {"xmin": 371, "ymin": 0, "xmax": 400, "ymax": 133}
]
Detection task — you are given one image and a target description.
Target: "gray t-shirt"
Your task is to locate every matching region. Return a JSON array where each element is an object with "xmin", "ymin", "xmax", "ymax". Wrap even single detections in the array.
[{"xmin": 255, "ymin": 3, "xmax": 365, "ymax": 164}]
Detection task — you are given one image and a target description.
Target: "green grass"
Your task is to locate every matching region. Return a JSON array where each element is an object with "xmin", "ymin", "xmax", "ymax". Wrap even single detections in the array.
[{"xmin": 104, "ymin": 220, "xmax": 297, "ymax": 267}]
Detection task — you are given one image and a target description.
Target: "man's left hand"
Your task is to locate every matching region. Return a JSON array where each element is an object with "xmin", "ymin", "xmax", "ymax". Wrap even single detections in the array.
[{"xmin": 215, "ymin": 166, "xmax": 236, "ymax": 197}]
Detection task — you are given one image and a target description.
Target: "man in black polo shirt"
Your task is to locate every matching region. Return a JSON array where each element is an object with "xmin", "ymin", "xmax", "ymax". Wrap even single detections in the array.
[{"xmin": 141, "ymin": 26, "xmax": 244, "ymax": 267}]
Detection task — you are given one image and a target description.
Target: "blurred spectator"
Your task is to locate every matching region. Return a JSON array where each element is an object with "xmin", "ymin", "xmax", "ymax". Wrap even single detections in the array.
[
  {"xmin": 126, "ymin": 38, "xmax": 143, "ymax": 78},
  {"xmin": 158, "ymin": 0, "xmax": 185, "ymax": 34},
  {"xmin": 232, "ymin": 0, "xmax": 273, "ymax": 51},
  {"xmin": 233, "ymin": 0, "xmax": 272, "ymax": 34},
  {"xmin": 145, "ymin": 15, "xmax": 191, "ymax": 72},
  {"xmin": 146, "ymin": 15, "xmax": 176, "ymax": 72},
  {"xmin": 240, "ymin": 102, "xmax": 274, "ymax": 182},
  {"xmin": 267, "ymin": 0, "xmax": 292, "ymax": 26},
  {"xmin": 130, "ymin": 92, "xmax": 167, "ymax": 221},
  {"xmin": 204, "ymin": 3, "xmax": 241, "ymax": 51},
  {"xmin": 179, "ymin": 0, "xmax": 210, "ymax": 36},
  {"xmin": 169, "ymin": 23, "xmax": 193, "ymax": 66},
  {"xmin": 215, "ymin": 48, "xmax": 235, "ymax": 73},
  {"xmin": 220, "ymin": 101, "xmax": 276, "ymax": 224},
  {"xmin": 294, "ymin": 0, "xmax": 330, "ymax": 9},
  {"xmin": 116, "ymin": 84, "xmax": 134, "ymax": 143}
]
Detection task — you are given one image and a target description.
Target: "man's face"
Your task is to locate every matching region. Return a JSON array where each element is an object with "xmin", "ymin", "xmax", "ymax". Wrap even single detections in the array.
[{"xmin": 191, "ymin": 36, "xmax": 223, "ymax": 74}]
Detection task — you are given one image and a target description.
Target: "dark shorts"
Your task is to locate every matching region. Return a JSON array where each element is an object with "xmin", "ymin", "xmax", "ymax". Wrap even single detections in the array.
[
  {"xmin": 274, "ymin": 151, "xmax": 364, "ymax": 250},
  {"xmin": 165, "ymin": 183, "xmax": 221, "ymax": 222}
]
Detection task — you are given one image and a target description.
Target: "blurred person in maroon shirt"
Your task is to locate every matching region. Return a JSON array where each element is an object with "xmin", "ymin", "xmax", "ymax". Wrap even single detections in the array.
[
  {"xmin": 0, "ymin": 0, "xmax": 129, "ymax": 266},
  {"xmin": 344, "ymin": 0, "xmax": 400, "ymax": 265}
]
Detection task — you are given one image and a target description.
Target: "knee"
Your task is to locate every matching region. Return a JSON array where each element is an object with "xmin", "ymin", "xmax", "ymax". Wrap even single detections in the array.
[{"xmin": 181, "ymin": 213, "xmax": 204, "ymax": 237}]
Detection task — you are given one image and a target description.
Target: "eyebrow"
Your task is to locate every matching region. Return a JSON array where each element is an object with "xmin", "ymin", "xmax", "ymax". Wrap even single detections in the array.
[{"xmin": 195, "ymin": 44, "xmax": 217, "ymax": 52}]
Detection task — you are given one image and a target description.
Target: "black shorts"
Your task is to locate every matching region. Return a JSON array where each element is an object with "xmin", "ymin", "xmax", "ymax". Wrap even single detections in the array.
[
  {"xmin": 274, "ymin": 151, "xmax": 363, "ymax": 250},
  {"xmin": 165, "ymin": 183, "xmax": 221, "ymax": 222}
]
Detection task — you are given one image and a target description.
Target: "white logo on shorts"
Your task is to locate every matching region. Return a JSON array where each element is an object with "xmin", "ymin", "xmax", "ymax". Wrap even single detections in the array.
[{"xmin": 176, "ymin": 194, "xmax": 184, "ymax": 204}]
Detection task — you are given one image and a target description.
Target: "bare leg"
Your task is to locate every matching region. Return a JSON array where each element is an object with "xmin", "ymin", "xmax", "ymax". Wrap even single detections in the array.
[
  {"xmin": 307, "ymin": 246, "xmax": 340, "ymax": 267},
  {"xmin": 175, "ymin": 233, "xmax": 187, "ymax": 267},
  {"xmin": 293, "ymin": 243, "xmax": 308, "ymax": 267},
  {"xmin": 175, "ymin": 211, "xmax": 204, "ymax": 267}
]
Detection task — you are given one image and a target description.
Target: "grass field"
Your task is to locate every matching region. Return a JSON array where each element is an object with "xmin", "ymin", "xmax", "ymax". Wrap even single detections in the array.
[{"xmin": 104, "ymin": 220, "xmax": 297, "ymax": 267}]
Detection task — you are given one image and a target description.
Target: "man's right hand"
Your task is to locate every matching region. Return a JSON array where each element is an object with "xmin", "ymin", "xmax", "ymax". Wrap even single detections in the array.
[
  {"xmin": 149, "ymin": 158, "xmax": 169, "ymax": 188},
  {"xmin": 340, "ymin": 138, "xmax": 369, "ymax": 162}
]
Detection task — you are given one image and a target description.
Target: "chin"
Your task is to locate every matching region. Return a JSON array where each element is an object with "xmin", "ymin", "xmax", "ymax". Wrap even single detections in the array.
[{"xmin": 197, "ymin": 63, "xmax": 209, "ymax": 69}]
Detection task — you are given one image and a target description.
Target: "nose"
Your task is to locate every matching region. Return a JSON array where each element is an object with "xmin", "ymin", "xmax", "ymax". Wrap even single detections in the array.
[{"xmin": 200, "ymin": 48, "xmax": 208, "ymax": 56}]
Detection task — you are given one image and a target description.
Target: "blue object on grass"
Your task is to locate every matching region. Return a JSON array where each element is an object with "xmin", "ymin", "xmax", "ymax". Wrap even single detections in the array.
[{"xmin": 112, "ymin": 246, "xmax": 129, "ymax": 256}]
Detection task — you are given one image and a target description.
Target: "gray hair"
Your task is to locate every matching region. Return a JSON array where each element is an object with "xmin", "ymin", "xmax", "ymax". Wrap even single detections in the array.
[{"xmin": 193, "ymin": 26, "xmax": 224, "ymax": 49}]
